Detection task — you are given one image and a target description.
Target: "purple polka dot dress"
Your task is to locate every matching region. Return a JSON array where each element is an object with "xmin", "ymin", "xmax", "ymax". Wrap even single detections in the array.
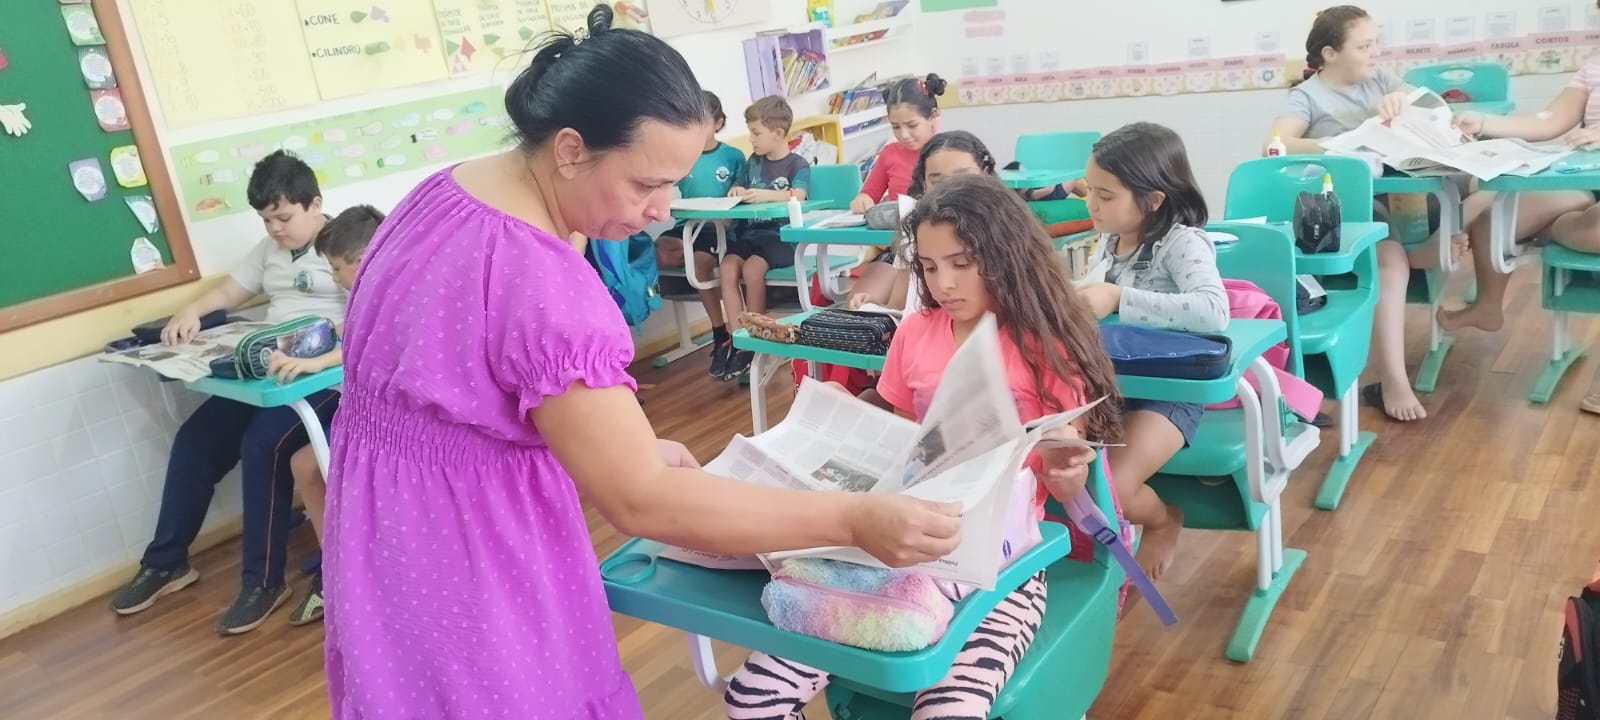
[{"xmin": 324, "ymin": 168, "xmax": 643, "ymax": 719}]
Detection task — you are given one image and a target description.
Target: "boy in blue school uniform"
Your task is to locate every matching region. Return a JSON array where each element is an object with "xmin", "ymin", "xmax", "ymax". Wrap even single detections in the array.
[
  {"xmin": 110, "ymin": 151, "xmax": 344, "ymax": 635},
  {"xmin": 654, "ymin": 90, "xmax": 747, "ymax": 378},
  {"xmin": 719, "ymin": 94, "xmax": 810, "ymax": 379}
]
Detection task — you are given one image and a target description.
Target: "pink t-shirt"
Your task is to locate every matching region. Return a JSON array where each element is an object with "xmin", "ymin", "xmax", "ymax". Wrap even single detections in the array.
[
  {"xmin": 1568, "ymin": 59, "xmax": 1600, "ymax": 127},
  {"xmin": 876, "ymin": 308, "xmax": 1088, "ymax": 518},
  {"xmin": 860, "ymin": 141, "xmax": 920, "ymax": 203}
]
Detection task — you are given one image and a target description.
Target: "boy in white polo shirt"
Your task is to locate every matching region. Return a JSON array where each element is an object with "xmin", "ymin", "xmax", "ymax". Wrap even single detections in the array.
[{"xmin": 110, "ymin": 151, "xmax": 346, "ymax": 635}]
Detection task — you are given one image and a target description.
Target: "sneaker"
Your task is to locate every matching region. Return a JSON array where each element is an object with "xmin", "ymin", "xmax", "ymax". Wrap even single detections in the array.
[
  {"xmin": 110, "ymin": 565, "xmax": 199, "ymax": 615},
  {"xmin": 709, "ymin": 340, "xmax": 733, "ymax": 379},
  {"xmin": 722, "ymin": 350, "xmax": 755, "ymax": 380},
  {"xmin": 215, "ymin": 584, "xmax": 292, "ymax": 636},
  {"xmin": 288, "ymin": 574, "xmax": 324, "ymax": 626}
]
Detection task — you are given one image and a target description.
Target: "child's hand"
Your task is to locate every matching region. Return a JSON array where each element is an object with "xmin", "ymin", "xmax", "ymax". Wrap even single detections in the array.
[
  {"xmin": 1039, "ymin": 425, "xmax": 1094, "ymax": 502},
  {"xmin": 849, "ymin": 194, "xmax": 874, "ymax": 214},
  {"xmin": 1065, "ymin": 178, "xmax": 1089, "ymax": 198},
  {"xmin": 656, "ymin": 439, "xmax": 700, "ymax": 469},
  {"xmin": 1078, "ymin": 282, "xmax": 1121, "ymax": 319},
  {"xmin": 1377, "ymin": 91, "xmax": 1409, "ymax": 121},
  {"xmin": 1565, "ymin": 127, "xmax": 1600, "ymax": 150},
  {"xmin": 821, "ymin": 380, "xmax": 852, "ymax": 395},
  {"xmin": 1452, "ymin": 111, "xmax": 1485, "ymax": 137},
  {"xmin": 736, "ymin": 188, "xmax": 765, "ymax": 203},
  {"xmin": 161, "ymin": 309, "xmax": 202, "ymax": 345},
  {"xmin": 846, "ymin": 292, "xmax": 871, "ymax": 310},
  {"xmin": 267, "ymin": 351, "xmax": 330, "ymax": 384},
  {"xmin": 727, "ymin": 186, "xmax": 745, "ymax": 198}
]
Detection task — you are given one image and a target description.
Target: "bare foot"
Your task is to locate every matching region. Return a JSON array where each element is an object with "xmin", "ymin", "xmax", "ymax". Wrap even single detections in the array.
[
  {"xmin": 1135, "ymin": 504, "xmax": 1183, "ymax": 580},
  {"xmin": 1581, "ymin": 393, "xmax": 1600, "ymax": 415},
  {"xmin": 1404, "ymin": 232, "xmax": 1469, "ymax": 268},
  {"xmin": 1437, "ymin": 303, "xmax": 1504, "ymax": 333},
  {"xmin": 1381, "ymin": 381, "xmax": 1427, "ymax": 422}
]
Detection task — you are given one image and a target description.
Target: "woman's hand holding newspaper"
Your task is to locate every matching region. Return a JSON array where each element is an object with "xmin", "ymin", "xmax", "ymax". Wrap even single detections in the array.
[
  {"xmin": 1564, "ymin": 126, "xmax": 1600, "ymax": 151},
  {"xmin": 848, "ymin": 494, "xmax": 964, "ymax": 567},
  {"xmin": 1038, "ymin": 425, "xmax": 1096, "ymax": 503},
  {"xmin": 1377, "ymin": 91, "xmax": 1409, "ymax": 122}
]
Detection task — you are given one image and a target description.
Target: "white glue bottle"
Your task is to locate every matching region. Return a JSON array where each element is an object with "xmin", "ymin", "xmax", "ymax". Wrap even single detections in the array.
[
  {"xmin": 787, "ymin": 189, "xmax": 804, "ymax": 227},
  {"xmin": 1267, "ymin": 130, "xmax": 1287, "ymax": 157}
]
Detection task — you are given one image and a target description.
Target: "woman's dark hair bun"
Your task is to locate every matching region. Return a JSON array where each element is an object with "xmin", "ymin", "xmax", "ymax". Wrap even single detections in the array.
[
  {"xmin": 924, "ymin": 73, "xmax": 947, "ymax": 97},
  {"xmin": 587, "ymin": 3, "xmax": 614, "ymax": 35}
]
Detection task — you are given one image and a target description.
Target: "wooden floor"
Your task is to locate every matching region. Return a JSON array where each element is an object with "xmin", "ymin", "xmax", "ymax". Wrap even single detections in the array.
[{"xmin": 5, "ymin": 271, "xmax": 1600, "ymax": 719}]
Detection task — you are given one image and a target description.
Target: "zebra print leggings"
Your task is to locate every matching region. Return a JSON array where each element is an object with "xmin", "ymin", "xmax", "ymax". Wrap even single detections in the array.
[{"xmin": 723, "ymin": 570, "xmax": 1049, "ymax": 720}]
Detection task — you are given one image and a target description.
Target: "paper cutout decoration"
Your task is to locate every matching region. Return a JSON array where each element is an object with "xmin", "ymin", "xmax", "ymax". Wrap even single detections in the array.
[
  {"xmin": 0, "ymin": 104, "xmax": 30, "ymax": 137},
  {"xmin": 59, "ymin": 0, "xmax": 91, "ymax": 4},
  {"xmin": 0, "ymin": 48, "xmax": 9, "ymax": 72},
  {"xmin": 131, "ymin": 237, "xmax": 164, "ymax": 274},
  {"xmin": 110, "ymin": 145, "xmax": 147, "ymax": 188},
  {"xmin": 78, "ymin": 48, "xmax": 116, "ymax": 89},
  {"xmin": 91, "ymin": 89, "xmax": 128, "ymax": 131},
  {"xmin": 125, "ymin": 195, "xmax": 159, "ymax": 233},
  {"xmin": 69, "ymin": 158, "xmax": 108, "ymax": 201},
  {"xmin": 61, "ymin": 5, "xmax": 105, "ymax": 46}
]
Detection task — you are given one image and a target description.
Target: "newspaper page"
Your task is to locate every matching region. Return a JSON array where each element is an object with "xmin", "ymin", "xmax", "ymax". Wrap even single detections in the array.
[
  {"xmin": 99, "ymin": 321, "xmax": 274, "ymax": 382},
  {"xmin": 1321, "ymin": 87, "xmax": 1570, "ymax": 180}
]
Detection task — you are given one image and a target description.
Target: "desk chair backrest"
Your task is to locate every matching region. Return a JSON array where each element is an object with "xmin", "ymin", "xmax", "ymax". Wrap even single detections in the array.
[
  {"xmin": 1404, "ymin": 62, "xmax": 1510, "ymax": 103},
  {"xmin": 809, "ymin": 163, "xmax": 866, "ymax": 210},
  {"xmin": 1210, "ymin": 222, "xmax": 1304, "ymax": 374},
  {"xmin": 1223, "ymin": 155, "xmax": 1374, "ymax": 224},
  {"xmin": 1015, "ymin": 131, "xmax": 1100, "ymax": 172}
]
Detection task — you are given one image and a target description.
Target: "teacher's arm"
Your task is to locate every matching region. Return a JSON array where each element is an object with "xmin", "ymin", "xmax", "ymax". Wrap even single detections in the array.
[{"xmin": 535, "ymin": 383, "xmax": 961, "ymax": 566}]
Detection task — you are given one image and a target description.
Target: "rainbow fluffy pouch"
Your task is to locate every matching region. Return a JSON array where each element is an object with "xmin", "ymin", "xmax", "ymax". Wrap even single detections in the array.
[{"xmin": 761, "ymin": 559, "xmax": 953, "ymax": 652}]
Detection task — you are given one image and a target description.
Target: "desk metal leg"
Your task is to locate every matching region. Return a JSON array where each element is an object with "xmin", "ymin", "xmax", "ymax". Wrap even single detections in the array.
[
  {"xmin": 653, "ymin": 220, "xmax": 728, "ymax": 368},
  {"xmin": 1530, "ymin": 266, "xmax": 1588, "ymax": 403},
  {"xmin": 288, "ymin": 398, "xmax": 331, "ymax": 480},
  {"xmin": 652, "ymin": 301, "xmax": 712, "ymax": 368},
  {"xmin": 748, "ymin": 352, "xmax": 787, "ymax": 433},
  {"xmin": 1228, "ymin": 358, "xmax": 1309, "ymax": 663},
  {"xmin": 1315, "ymin": 383, "xmax": 1375, "ymax": 511},
  {"xmin": 1415, "ymin": 185, "xmax": 1463, "ymax": 393},
  {"xmin": 794, "ymin": 242, "xmax": 814, "ymax": 312},
  {"xmin": 688, "ymin": 633, "xmax": 731, "ymax": 692},
  {"xmin": 1488, "ymin": 191, "xmax": 1524, "ymax": 276}
]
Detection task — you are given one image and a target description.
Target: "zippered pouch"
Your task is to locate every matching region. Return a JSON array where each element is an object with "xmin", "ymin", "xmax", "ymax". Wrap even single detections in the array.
[{"xmin": 761, "ymin": 558, "xmax": 953, "ymax": 652}]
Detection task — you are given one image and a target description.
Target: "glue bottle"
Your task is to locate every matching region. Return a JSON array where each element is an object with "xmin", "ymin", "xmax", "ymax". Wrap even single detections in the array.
[
  {"xmin": 787, "ymin": 189, "xmax": 804, "ymax": 227},
  {"xmin": 1267, "ymin": 130, "xmax": 1287, "ymax": 157}
]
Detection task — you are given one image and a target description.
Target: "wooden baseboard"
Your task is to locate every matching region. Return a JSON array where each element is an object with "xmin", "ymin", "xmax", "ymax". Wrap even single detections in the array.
[{"xmin": 0, "ymin": 517, "xmax": 244, "ymax": 639}]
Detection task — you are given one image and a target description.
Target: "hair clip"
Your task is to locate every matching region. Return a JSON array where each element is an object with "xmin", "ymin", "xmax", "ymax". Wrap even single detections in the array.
[{"xmin": 917, "ymin": 77, "xmax": 927, "ymax": 95}]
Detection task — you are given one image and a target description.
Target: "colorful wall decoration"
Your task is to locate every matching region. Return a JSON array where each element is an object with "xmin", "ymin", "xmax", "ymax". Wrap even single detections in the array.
[{"xmin": 169, "ymin": 87, "xmax": 510, "ymax": 219}]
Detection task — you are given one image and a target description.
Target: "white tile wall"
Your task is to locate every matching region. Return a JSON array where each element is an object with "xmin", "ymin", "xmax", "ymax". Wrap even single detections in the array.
[
  {"xmin": 0, "ymin": 71, "xmax": 1579, "ymax": 620},
  {"xmin": 0, "ymin": 358, "xmax": 235, "ymax": 616}
]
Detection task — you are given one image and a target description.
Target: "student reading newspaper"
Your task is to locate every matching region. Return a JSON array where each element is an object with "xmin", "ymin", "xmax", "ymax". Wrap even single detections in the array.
[
  {"xmin": 1321, "ymin": 87, "xmax": 1571, "ymax": 181},
  {"xmin": 660, "ymin": 313, "xmax": 1104, "ymax": 591},
  {"xmin": 102, "ymin": 321, "xmax": 279, "ymax": 382}
]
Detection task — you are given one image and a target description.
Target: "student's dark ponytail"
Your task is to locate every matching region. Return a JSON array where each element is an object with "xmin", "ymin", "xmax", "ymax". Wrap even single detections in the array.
[
  {"xmin": 504, "ymin": 3, "xmax": 705, "ymax": 152},
  {"xmin": 883, "ymin": 73, "xmax": 946, "ymax": 119},
  {"xmin": 1292, "ymin": 5, "xmax": 1370, "ymax": 88}
]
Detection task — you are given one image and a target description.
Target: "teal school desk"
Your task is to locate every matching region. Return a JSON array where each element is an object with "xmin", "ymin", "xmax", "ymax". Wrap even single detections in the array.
[
  {"xmin": 185, "ymin": 367, "xmax": 343, "ymax": 479},
  {"xmin": 779, "ymin": 224, "xmax": 897, "ymax": 311}
]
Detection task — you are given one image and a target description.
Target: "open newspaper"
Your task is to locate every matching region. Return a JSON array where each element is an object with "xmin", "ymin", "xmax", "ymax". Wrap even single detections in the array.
[
  {"xmin": 657, "ymin": 313, "xmax": 1105, "ymax": 590},
  {"xmin": 1320, "ymin": 87, "xmax": 1570, "ymax": 181},
  {"xmin": 99, "ymin": 321, "xmax": 276, "ymax": 382}
]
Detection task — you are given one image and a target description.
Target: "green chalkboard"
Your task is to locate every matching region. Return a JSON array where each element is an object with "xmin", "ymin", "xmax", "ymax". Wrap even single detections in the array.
[{"xmin": 0, "ymin": 0, "xmax": 196, "ymax": 332}]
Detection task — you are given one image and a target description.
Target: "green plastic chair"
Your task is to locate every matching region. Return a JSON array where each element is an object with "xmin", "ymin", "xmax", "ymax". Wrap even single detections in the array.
[
  {"xmin": 600, "ymin": 459, "xmax": 1125, "ymax": 720},
  {"xmin": 1529, "ymin": 245, "xmax": 1600, "ymax": 402},
  {"xmin": 771, "ymin": 164, "xmax": 867, "ymax": 299},
  {"xmin": 824, "ymin": 462, "xmax": 1125, "ymax": 719},
  {"xmin": 1223, "ymin": 155, "xmax": 1378, "ymax": 511},
  {"xmin": 1014, "ymin": 131, "xmax": 1100, "ymax": 173},
  {"xmin": 1148, "ymin": 221, "xmax": 1320, "ymax": 663},
  {"xmin": 1404, "ymin": 62, "xmax": 1514, "ymax": 114}
]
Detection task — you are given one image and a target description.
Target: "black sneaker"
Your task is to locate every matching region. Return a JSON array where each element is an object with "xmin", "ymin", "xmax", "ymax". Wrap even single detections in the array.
[
  {"xmin": 722, "ymin": 350, "xmax": 755, "ymax": 380},
  {"xmin": 709, "ymin": 340, "xmax": 733, "ymax": 378},
  {"xmin": 288, "ymin": 574, "xmax": 324, "ymax": 626},
  {"xmin": 215, "ymin": 585, "xmax": 292, "ymax": 636},
  {"xmin": 110, "ymin": 565, "xmax": 199, "ymax": 615}
]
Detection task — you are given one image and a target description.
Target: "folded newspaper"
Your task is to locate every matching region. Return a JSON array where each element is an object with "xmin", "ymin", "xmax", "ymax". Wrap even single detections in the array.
[
  {"xmin": 657, "ymin": 313, "xmax": 1106, "ymax": 590},
  {"xmin": 1320, "ymin": 87, "xmax": 1570, "ymax": 181},
  {"xmin": 100, "ymin": 321, "xmax": 277, "ymax": 382}
]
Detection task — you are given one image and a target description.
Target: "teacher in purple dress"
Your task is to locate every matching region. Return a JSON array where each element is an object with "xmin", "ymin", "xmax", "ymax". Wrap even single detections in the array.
[{"xmin": 323, "ymin": 5, "xmax": 964, "ymax": 718}]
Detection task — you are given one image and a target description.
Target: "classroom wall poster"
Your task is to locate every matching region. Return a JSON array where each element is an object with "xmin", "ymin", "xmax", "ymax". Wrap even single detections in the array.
[
  {"xmin": 544, "ymin": 0, "xmax": 594, "ymax": 35},
  {"xmin": 295, "ymin": 0, "xmax": 449, "ymax": 99},
  {"xmin": 128, "ymin": 0, "xmax": 321, "ymax": 129},
  {"xmin": 432, "ymin": 0, "xmax": 551, "ymax": 75},
  {"xmin": 943, "ymin": 22, "xmax": 1600, "ymax": 110},
  {"xmin": 646, "ymin": 0, "xmax": 772, "ymax": 40},
  {"xmin": 170, "ymin": 87, "xmax": 510, "ymax": 220}
]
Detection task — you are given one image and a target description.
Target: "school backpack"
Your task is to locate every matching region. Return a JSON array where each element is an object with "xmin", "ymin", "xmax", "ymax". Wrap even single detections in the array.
[
  {"xmin": 1559, "ymin": 576, "xmax": 1600, "ymax": 719},
  {"xmin": 586, "ymin": 232, "xmax": 662, "ymax": 328}
]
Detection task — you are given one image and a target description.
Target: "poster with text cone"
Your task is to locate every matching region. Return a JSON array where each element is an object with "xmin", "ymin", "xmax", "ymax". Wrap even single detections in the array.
[{"xmin": 296, "ymin": 0, "xmax": 447, "ymax": 99}]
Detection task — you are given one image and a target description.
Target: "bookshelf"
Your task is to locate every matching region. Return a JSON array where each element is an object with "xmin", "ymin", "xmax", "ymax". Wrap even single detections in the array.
[{"xmin": 742, "ymin": 28, "xmax": 832, "ymax": 100}]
